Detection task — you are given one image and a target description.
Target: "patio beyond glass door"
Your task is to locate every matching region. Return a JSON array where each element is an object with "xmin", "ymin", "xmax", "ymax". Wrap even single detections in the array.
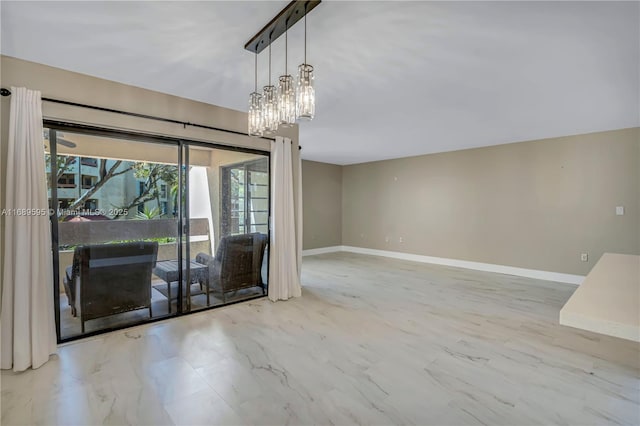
[
  {"xmin": 46, "ymin": 127, "xmax": 181, "ymax": 340},
  {"xmin": 47, "ymin": 123, "xmax": 271, "ymax": 342},
  {"xmin": 184, "ymin": 146, "xmax": 270, "ymax": 312}
]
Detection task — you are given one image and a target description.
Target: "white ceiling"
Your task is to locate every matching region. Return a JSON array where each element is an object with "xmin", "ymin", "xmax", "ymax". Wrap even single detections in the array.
[{"xmin": 2, "ymin": 1, "xmax": 638, "ymax": 165}]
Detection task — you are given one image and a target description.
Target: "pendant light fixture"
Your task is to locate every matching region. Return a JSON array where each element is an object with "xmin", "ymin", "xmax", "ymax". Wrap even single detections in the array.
[
  {"xmin": 244, "ymin": 1, "xmax": 321, "ymax": 136},
  {"xmin": 296, "ymin": 10, "xmax": 315, "ymax": 121},
  {"xmin": 248, "ymin": 53, "xmax": 263, "ymax": 137},
  {"xmin": 262, "ymin": 41, "xmax": 279, "ymax": 134},
  {"xmin": 277, "ymin": 25, "xmax": 296, "ymax": 127}
]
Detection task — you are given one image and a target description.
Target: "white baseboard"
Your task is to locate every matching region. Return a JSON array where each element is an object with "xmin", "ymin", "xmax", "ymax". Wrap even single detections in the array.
[
  {"xmin": 302, "ymin": 246, "xmax": 344, "ymax": 256},
  {"xmin": 303, "ymin": 245, "xmax": 584, "ymax": 285}
]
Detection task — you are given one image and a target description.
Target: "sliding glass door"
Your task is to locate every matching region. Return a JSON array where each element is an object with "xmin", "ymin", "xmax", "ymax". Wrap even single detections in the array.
[
  {"xmin": 183, "ymin": 145, "xmax": 270, "ymax": 312},
  {"xmin": 46, "ymin": 127, "xmax": 181, "ymax": 339},
  {"xmin": 46, "ymin": 123, "xmax": 270, "ymax": 341}
]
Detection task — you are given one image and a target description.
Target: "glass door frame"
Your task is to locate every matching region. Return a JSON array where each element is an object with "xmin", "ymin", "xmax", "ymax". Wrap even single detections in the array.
[{"xmin": 45, "ymin": 120, "xmax": 271, "ymax": 344}]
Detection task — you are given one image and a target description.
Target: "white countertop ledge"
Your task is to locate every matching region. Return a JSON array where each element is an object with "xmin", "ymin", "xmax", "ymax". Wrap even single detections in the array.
[{"xmin": 560, "ymin": 253, "xmax": 640, "ymax": 342}]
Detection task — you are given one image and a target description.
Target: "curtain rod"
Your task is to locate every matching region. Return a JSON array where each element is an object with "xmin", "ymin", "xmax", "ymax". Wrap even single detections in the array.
[{"xmin": 0, "ymin": 87, "xmax": 292, "ymax": 145}]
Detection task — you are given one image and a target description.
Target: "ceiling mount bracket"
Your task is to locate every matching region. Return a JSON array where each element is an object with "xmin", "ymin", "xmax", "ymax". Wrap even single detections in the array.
[{"xmin": 244, "ymin": 0, "xmax": 321, "ymax": 54}]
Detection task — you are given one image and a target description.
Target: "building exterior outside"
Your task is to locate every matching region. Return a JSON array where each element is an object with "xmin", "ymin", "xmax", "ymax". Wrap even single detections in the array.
[{"xmin": 46, "ymin": 155, "xmax": 175, "ymax": 220}]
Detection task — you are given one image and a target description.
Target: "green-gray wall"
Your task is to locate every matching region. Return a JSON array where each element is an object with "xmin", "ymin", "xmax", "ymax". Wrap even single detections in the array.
[{"xmin": 302, "ymin": 160, "xmax": 342, "ymax": 249}]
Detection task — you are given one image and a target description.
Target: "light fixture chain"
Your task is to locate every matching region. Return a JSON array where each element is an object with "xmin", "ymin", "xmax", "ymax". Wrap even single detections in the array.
[{"xmin": 268, "ymin": 42, "xmax": 271, "ymax": 85}]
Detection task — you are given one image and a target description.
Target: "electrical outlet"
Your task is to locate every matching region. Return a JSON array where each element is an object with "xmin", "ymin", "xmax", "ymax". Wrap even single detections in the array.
[
  {"xmin": 581, "ymin": 253, "xmax": 588, "ymax": 262},
  {"xmin": 616, "ymin": 206, "xmax": 625, "ymax": 216},
  {"xmin": 399, "ymin": 237, "xmax": 404, "ymax": 243},
  {"xmin": 385, "ymin": 236, "xmax": 390, "ymax": 243}
]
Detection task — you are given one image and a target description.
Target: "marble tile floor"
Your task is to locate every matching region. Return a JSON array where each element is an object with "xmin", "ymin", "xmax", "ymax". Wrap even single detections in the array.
[{"xmin": 2, "ymin": 251, "xmax": 639, "ymax": 425}]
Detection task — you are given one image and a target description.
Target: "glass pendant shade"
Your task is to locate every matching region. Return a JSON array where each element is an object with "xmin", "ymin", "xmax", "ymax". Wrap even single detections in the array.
[
  {"xmin": 278, "ymin": 75, "xmax": 296, "ymax": 126},
  {"xmin": 262, "ymin": 85, "xmax": 279, "ymax": 134},
  {"xmin": 248, "ymin": 92, "xmax": 263, "ymax": 137},
  {"xmin": 296, "ymin": 64, "xmax": 315, "ymax": 121}
]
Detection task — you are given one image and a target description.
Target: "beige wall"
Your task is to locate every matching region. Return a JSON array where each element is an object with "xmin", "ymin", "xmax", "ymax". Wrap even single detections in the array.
[
  {"xmin": 0, "ymin": 55, "xmax": 300, "ymax": 294},
  {"xmin": 342, "ymin": 128, "xmax": 640, "ymax": 276},
  {"xmin": 302, "ymin": 160, "xmax": 343, "ymax": 250}
]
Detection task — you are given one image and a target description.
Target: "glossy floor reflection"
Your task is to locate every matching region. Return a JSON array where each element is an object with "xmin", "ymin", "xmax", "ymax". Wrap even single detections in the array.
[{"xmin": 2, "ymin": 252, "xmax": 639, "ymax": 425}]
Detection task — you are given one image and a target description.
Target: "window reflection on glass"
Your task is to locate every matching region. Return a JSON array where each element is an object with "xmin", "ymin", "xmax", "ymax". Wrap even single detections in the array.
[{"xmin": 222, "ymin": 158, "xmax": 269, "ymax": 236}]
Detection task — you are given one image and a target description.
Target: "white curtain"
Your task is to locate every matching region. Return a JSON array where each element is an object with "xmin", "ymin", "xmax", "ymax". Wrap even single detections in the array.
[
  {"xmin": 1, "ymin": 87, "xmax": 57, "ymax": 371},
  {"xmin": 268, "ymin": 137, "xmax": 302, "ymax": 301}
]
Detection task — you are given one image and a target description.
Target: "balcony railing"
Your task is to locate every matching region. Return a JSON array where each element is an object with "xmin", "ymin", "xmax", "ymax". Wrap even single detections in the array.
[{"xmin": 58, "ymin": 217, "xmax": 210, "ymax": 246}]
